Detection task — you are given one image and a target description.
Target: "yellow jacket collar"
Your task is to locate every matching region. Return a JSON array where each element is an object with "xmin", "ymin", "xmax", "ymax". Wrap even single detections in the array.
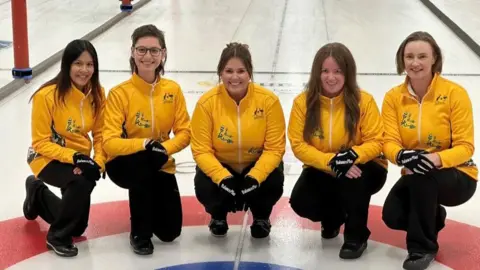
[
  {"xmin": 70, "ymin": 83, "xmax": 91, "ymax": 100},
  {"xmin": 131, "ymin": 73, "xmax": 159, "ymax": 95},
  {"xmin": 219, "ymin": 82, "xmax": 254, "ymax": 105},
  {"xmin": 320, "ymin": 91, "xmax": 344, "ymax": 106},
  {"xmin": 401, "ymin": 72, "xmax": 440, "ymax": 99}
]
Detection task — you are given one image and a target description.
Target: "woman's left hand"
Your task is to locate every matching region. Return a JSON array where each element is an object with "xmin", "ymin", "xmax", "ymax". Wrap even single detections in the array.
[
  {"xmin": 422, "ymin": 153, "xmax": 442, "ymax": 168},
  {"xmin": 346, "ymin": 165, "xmax": 362, "ymax": 179}
]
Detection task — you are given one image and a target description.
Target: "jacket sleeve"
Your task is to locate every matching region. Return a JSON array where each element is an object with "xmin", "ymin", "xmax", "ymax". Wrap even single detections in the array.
[
  {"xmin": 190, "ymin": 102, "xmax": 232, "ymax": 185},
  {"xmin": 287, "ymin": 97, "xmax": 335, "ymax": 171},
  {"xmin": 437, "ymin": 87, "xmax": 475, "ymax": 167},
  {"xmin": 351, "ymin": 96, "xmax": 384, "ymax": 164},
  {"xmin": 381, "ymin": 91, "xmax": 403, "ymax": 164},
  {"xmin": 102, "ymin": 89, "xmax": 145, "ymax": 156},
  {"xmin": 31, "ymin": 90, "xmax": 77, "ymax": 164},
  {"xmin": 92, "ymin": 88, "xmax": 107, "ymax": 171},
  {"xmin": 246, "ymin": 98, "xmax": 286, "ymax": 183},
  {"xmin": 161, "ymin": 88, "xmax": 191, "ymax": 155}
]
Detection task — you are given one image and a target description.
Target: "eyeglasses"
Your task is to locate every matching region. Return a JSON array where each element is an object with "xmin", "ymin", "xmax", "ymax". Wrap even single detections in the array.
[{"xmin": 134, "ymin": 46, "xmax": 163, "ymax": 56}]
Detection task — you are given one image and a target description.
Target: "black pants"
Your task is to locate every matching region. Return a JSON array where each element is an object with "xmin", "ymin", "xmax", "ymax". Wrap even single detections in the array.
[
  {"xmin": 290, "ymin": 161, "xmax": 387, "ymax": 243},
  {"xmin": 194, "ymin": 162, "xmax": 284, "ymax": 220},
  {"xmin": 382, "ymin": 168, "xmax": 476, "ymax": 254},
  {"xmin": 105, "ymin": 151, "xmax": 182, "ymax": 241},
  {"xmin": 36, "ymin": 160, "xmax": 96, "ymax": 245}
]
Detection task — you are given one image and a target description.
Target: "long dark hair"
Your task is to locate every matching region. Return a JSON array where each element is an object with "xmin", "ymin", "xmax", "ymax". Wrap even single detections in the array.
[
  {"xmin": 303, "ymin": 42, "xmax": 360, "ymax": 143},
  {"xmin": 30, "ymin": 39, "xmax": 103, "ymax": 116},
  {"xmin": 130, "ymin": 24, "xmax": 167, "ymax": 76}
]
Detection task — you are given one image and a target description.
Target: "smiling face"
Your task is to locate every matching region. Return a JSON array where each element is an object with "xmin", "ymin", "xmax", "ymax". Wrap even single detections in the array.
[
  {"xmin": 131, "ymin": 36, "xmax": 165, "ymax": 75},
  {"xmin": 403, "ymin": 40, "xmax": 436, "ymax": 81},
  {"xmin": 220, "ymin": 57, "xmax": 251, "ymax": 98},
  {"xmin": 395, "ymin": 31, "xmax": 443, "ymax": 77},
  {"xmin": 320, "ymin": 56, "xmax": 345, "ymax": 97},
  {"xmin": 69, "ymin": 50, "xmax": 94, "ymax": 90}
]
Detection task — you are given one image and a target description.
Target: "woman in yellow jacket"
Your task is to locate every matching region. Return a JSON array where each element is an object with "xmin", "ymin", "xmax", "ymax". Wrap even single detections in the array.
[
  {"xmin": 22, "ymin": 39, "xmax": 106, "ymax": 257},
  {"xmin": 102, "ymin": 24, "xmax": 191, "ymax": 255},
  {"xmin": 381, "ymin": 31, "xmax": 477, "ymax": 270},
  {"xmin": 191, "ymin": 42, "xmax": 286, "ymax": 239},
  {"xmin": 288, "ymin": 42, "xmax": 387, "ymax": 260}
]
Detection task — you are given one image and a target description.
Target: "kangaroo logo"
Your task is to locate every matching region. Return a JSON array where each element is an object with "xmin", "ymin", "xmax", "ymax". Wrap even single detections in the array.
[
  {"xmin": 217, "ymin": 125, "xmax": 234, "ymax": 144},
  {"xmin": 163, "ymin": 93, "xmax": 174, "ymax": 103},
  {"xmin": 435, "ymin": 95, "xmax": 447, "ymax": 104},
  {"xmin": 253, "ymin": 108, "xmax": 264, "ymax": 119},
  {"xmin": 134, "ymin": 112, "xmax": 151, "ymax": 128}
]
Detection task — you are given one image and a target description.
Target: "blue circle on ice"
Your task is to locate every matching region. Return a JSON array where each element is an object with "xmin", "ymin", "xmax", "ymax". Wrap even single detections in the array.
[{"xmin": 155, "ymin": 261, "xmax": 301, "ymax": 269}]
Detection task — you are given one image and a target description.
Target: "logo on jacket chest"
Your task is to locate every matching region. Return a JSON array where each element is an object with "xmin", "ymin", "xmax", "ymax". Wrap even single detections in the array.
[
  {"xmin": 313, "ymin": 128, "xmax": 325, "ymax": 139},
  {"xmin": 248, "ymin": 147, "xmax": 263, "ymax": 154},
  {"xmin": 426, "ymin": 133, "xmax": 442, "ymax": 149},
  {"xmin": 400, "ymin": 112, "xmax": 416, "ymax": 129},
  {"xmin": 134, "ymin": 112, "xmax": 151, "ymax": 128},
  {"xmin": 435, "ymin": 95, "xmax": 447, "ymax": 104},
  {"xmin": 253, "ymin": 108, "xmax": 264, "ymax": 119},
  {"xmin": 163, "ymin": 93, "xmax": 174, "ymax": 103},
  {"xmin": 66, "ymin": 118, "xmax": 81, "ymax": 133},
  {"xmin": 217, "ymin": 125, "xmax": 233, "ymax": 144}
]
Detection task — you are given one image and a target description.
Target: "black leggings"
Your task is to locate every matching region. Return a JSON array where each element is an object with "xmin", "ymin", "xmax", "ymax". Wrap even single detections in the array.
[
  {"xmin": 105, "ymin": 151, "xmax": 182, "ymax": 241},
  {"xmin": 382, "ymin": 168, "xmax": 476, "ymax": 253},
  {"xmin": 36, "ymin": 160, "xmax": 96, "ymax": 245},
  {"xmin": 194, "ymin": 162, "xmax": 284, "ymax": 220},
  {"xmin": 290, "ymin": 161, "xmax": 387, "ymax": 243}
]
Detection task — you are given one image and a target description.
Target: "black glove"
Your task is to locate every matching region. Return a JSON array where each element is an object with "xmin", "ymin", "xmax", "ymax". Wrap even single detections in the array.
[
  {"xmin": 82, "ymin": 168, "xmax": 101, "ymax": 182},
  {"xmin": 396, "ymin": 149, "xmax": 435, "ymax": 175},
  {"xmin": 73, "ymin": 153, "xmax": 100, "ymax": 171},
  {"xmin": 73, "ymin": 153, "xmax": 101, "ymax": 181},
  {"xmin": 219, "ymin": 176, "xmax": 236, "ymax": 197},
  {"xmin": 329, "ymin": 149, "xmax": 359, "ymax": 178},
  {"xmin": 240, "ymin": 176, "xmax": 259, "ymax": 197},
  {"xmin": 145, "ymin": 140, "xmax": 169, "ymax": 170}
]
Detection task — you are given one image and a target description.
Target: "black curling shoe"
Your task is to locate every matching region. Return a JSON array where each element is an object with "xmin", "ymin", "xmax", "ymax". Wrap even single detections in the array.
[
  {"xmin": 209, "ymin": 219, "xmax": 228, "ymax": 237},
  {"xmin": 46, "ymin": 241, "xmax": 78, "ymax": 257},
  {"xmin": 250, "ymin": 219, "xmax": 271, "ymax": 239},
  {"xmin": 130, "ymin": 234, "xmax": 153, "ymax": 255},
  {"xmin": 321, "ymin": 226, "xmax": 340, "ymax": 239},
  {"xmin": 339, "ymin": 241, "xmax": 367, "ymax": 259},
  {"xmin": 402, "ymin": 252, "xmax": 436, "ymax": 270},
  {"xmin": 23, "ymin": 175, "xmax": 43, "ymax": 220}
]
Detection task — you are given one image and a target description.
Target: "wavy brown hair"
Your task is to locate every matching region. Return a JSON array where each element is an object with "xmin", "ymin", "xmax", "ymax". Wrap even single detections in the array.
[{"xmin": 303, "ymin": 42, "xmax": 360, "ymax": 144}]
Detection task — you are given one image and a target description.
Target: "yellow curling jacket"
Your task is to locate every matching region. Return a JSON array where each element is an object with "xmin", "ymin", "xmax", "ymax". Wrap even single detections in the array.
[
  {"xmin": 382, "ymin": 73, "xmax": 477, "ymax": 180},
  {"xmin": 28, "ymin": 84, "xmax": 107, "ymax": 177},
  {"xmin": 102, "ymin": 73, "xmax": 191, "ymax": 174},
  {"xmin": 288, "ymin": 90, "xmax": 387, "ymax": 173},
  {"xmin": 190, "ymin": 83, "xmax": 286, "ymax": 185}
]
